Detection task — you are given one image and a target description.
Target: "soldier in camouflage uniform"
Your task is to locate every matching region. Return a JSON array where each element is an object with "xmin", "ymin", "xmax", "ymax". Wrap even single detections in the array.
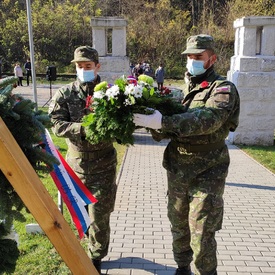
[
  {"xmin": 134, "ymin": 34, "xmax": 240, "ymax": 275},
  {"xmin": 48, "ymin": 46, "xmax": 117, "ymax": 274}
]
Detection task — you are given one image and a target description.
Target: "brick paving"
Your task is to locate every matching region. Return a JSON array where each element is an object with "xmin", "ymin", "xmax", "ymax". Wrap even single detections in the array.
[
  {"xmin": 16, "ymin": 84, "xmax": 275, "ymax": 275},
  {"xmin": 104, "ymin": 130, "xmax": 275, "ymax": 275}
]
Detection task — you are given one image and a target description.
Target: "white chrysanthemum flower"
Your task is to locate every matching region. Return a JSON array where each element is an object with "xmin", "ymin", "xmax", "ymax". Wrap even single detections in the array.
[
  {"xmin": 124, "ymin": 84, "xmax": 135, "ymax": 96},
  {"xmin": 106, "ymin": 85, "xmax": 120, "ymax": 100},
  {"xmin": 124, "ymin": 98, "xmax": 134, "ymax": 106},
  {"xmin": 125, "ymin": 84, "xmax": 143, "ymax": 98},
  {"xmin": 93, "ymin": 90, "xmax": 105, "ymax": 99},
  {"xmin": 132, "ymin": 84, "xmax": 143, "ymax": 98}
]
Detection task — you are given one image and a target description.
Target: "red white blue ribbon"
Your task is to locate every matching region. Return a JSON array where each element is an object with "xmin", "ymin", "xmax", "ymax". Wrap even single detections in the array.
[{"xmin": 43, "ymin": 130, "xmax": 98, "ymax": 239}]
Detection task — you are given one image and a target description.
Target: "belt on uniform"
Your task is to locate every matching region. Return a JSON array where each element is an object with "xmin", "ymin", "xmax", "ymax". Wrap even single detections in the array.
[
  {"xmin": 173, "ymin": 140, "xmax": 225, "ymax": 155},
  {"xmin": 68, "ymin": 146, "xmax": 113, "ymax": 160}
]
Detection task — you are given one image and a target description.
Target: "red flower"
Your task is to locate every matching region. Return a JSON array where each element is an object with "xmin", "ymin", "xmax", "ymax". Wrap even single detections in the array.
[
  {"xmin": 165, "ymin": 88, "xmax": 171, "ymax": 94},
  {"xmin": 200, "ymin": 81, "xmax": 209, "ymax": 88},
  {"xmin": 160, "ymin": 86, "xmax": 171, "ymax": 95},
  {"xmin": 85, "ymin": 95, "xmax": 93, "ymax": 111}
]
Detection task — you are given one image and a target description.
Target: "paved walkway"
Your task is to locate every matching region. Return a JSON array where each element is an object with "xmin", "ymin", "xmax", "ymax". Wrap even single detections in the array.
[
  {"xmin": 12, "ymin": 83, "xmax": 61, "ymax": 107},
  {"xmin": 102, "ymin": 130, "xmax": 275, "ymax": 275},
  {"xmin": 15, "ymin": 84, "xmax": 275, "ymax": 275}
]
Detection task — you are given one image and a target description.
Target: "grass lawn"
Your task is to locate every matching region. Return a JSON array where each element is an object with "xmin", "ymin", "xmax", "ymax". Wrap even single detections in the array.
[{"xmin": 238, "ymin": 144, "xmax": 275, "ymax": 174}]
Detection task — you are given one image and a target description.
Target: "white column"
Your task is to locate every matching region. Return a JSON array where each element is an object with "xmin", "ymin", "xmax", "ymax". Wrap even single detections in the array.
[
  {"xmin": 92, "ymin": 27, "xmax": 106, "ymax": 56},
  {"xmin": 239, "ymin": 26, "xmax": 257, "ymax": 56},
  {"xmin": 261, "ymin": 25, "xmax": 275, "ymax": 55},
  {"xmin": 228, "ymin": 16, "xmax": 275, "ymax": 146},
  {"xmin": 112, "ymin": 27, "xmax": 126, "ymax": 56}
]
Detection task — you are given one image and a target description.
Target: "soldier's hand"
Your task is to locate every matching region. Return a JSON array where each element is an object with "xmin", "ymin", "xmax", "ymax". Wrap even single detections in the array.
[
  {"xmin": 133, "ymin": 110, "xmax": 162, "ymax": 129},
  {"xmin": 150, "ymin": 129, "xmax": 166, "ymax": 142}
]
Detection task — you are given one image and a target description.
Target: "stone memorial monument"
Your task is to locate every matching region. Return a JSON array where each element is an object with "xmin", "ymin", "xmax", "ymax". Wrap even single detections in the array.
[
  {"xmin": 227, "ymin": 16, "xmax": 275, "ymax": 146},
  {"xmin": 91, "ymin": 17, "xmax": 130, "ymax": 83}
]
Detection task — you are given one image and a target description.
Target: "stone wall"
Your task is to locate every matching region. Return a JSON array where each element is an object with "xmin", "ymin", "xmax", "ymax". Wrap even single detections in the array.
[{"xmin": 227, "ymin": 16, "xmax": 275, "ymax": 146}]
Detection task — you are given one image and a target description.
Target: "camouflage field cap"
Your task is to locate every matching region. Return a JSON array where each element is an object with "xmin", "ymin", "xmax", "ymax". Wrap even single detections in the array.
[
  {"xmin": 71, "ymin": 46, "xmax": 99, "ymax": 63},
  {"xmin": 181, "ymin": 34, "xmax": 214, "ymax": 54}
]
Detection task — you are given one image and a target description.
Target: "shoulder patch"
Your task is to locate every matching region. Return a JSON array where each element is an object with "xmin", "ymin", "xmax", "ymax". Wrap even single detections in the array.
[
  {"xmin": 214, "ymin": 85, "xmax": 231, "ymax": 106},
  {"xmin": 215, "ymin": 85, "xmax": 231, "ymax": 93}
]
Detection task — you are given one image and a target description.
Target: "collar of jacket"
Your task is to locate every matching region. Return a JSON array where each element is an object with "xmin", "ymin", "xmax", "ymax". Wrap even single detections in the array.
[
  {"xmin": 186, "ymin": 66, "xmax": 218, "ymax": 85},
  {"xmin": 183, "ymin": 67, "xmax": 221, "ymax": 103},
  {"xmin": 73, "ymin": 75, "xmax": 101, "ymax": 96},
  {"xmin": 80, "ymin": 75, "xmax": 101, "ymax": 94}
]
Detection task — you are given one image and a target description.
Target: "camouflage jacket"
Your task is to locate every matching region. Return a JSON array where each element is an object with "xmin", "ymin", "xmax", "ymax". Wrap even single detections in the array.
[
  {"xmin": 161, "ymin": 67, "xmax": 240, "ymax": 145},
  {"xmin": 48, "ymin": 76, "xmax": 114, "ymax": 152}
]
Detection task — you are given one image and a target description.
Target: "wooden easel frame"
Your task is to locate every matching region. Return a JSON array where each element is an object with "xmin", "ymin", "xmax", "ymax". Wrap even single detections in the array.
[{"xmin": 0, "ymin": 117, "xmax": 98, "ymax": 275}]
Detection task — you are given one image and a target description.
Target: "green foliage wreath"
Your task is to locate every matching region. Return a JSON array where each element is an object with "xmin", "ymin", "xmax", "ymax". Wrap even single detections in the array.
[{"xmin": 0, "ymin": 77, "xmax": 58, "ymax": 273}]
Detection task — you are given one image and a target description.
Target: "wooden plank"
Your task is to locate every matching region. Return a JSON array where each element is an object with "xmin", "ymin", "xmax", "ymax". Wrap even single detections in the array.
[{"xmin": 0, "ymin": 117, "xmax": 98, "ymax": 275}]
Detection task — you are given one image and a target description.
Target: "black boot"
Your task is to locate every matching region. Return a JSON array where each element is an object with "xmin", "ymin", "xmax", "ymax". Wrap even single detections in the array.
[
  {"xmin": 92, "ymin": 259, "xmax": 101, "ymax": 274},
  {"xmin": 175, "ymin": 265, "xmax": 192, "ymax": 275}
]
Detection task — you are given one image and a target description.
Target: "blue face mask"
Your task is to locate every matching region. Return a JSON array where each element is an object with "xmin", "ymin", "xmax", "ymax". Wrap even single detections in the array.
[
  {"xmin": 76, "ymin": 68, "xmax": 95, "ymax": 83},
  {"xmin": 186, "ymin": 59, "xmax": 206, "ymax": 76}
]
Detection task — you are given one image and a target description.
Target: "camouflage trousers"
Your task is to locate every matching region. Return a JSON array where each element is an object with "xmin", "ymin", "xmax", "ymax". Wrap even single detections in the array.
[
  {"xmin": 165, "ymin": 146, "xmax": 229, "ymax": 275},
  {"xmin": 66, "ymin": 148, "xmax": 117, "ymax": 260},
  {"xmin": 84, "ymin": 170, "xmax": 117, "ymax": 260}
]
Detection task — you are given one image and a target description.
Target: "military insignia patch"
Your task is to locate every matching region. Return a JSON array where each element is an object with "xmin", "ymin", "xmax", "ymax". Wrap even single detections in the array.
[
  {"xmin": 214, "ymin": 85, "xmax": 231, "ymax": 106},
  {"xmin": 215, "ymin": 86, "xmax": 230, "ymax": 93}
]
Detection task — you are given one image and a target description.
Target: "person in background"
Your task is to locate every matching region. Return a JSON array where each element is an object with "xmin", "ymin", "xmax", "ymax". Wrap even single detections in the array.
[
  {"xmin": 133, "ymin": 34, "xmax": 240, "ymax": 275},
  {"xmin": 24, "ymin": 58, "xmax": 31, "ymax": 86},
  {"xmin": 144, "ymin": 63, "xmax": 154, "ymax": 78},
  {"xmin": 130, "ymin": 62, "xmax": 135, "ymax": 77},
  {"xmin": 14, "ymin": 63, "xmax": 23, "ymax": 86},
  {"xmin": 155, "ymin": 63, "xmax": 165, "ymax": 91},
  {"xmin": 134, "ymin": 62, "xmax": 144, "ymax": 79},
  {"xmin": 48, "ymin": 46, "xmax": 117, "ymax": 275}
]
